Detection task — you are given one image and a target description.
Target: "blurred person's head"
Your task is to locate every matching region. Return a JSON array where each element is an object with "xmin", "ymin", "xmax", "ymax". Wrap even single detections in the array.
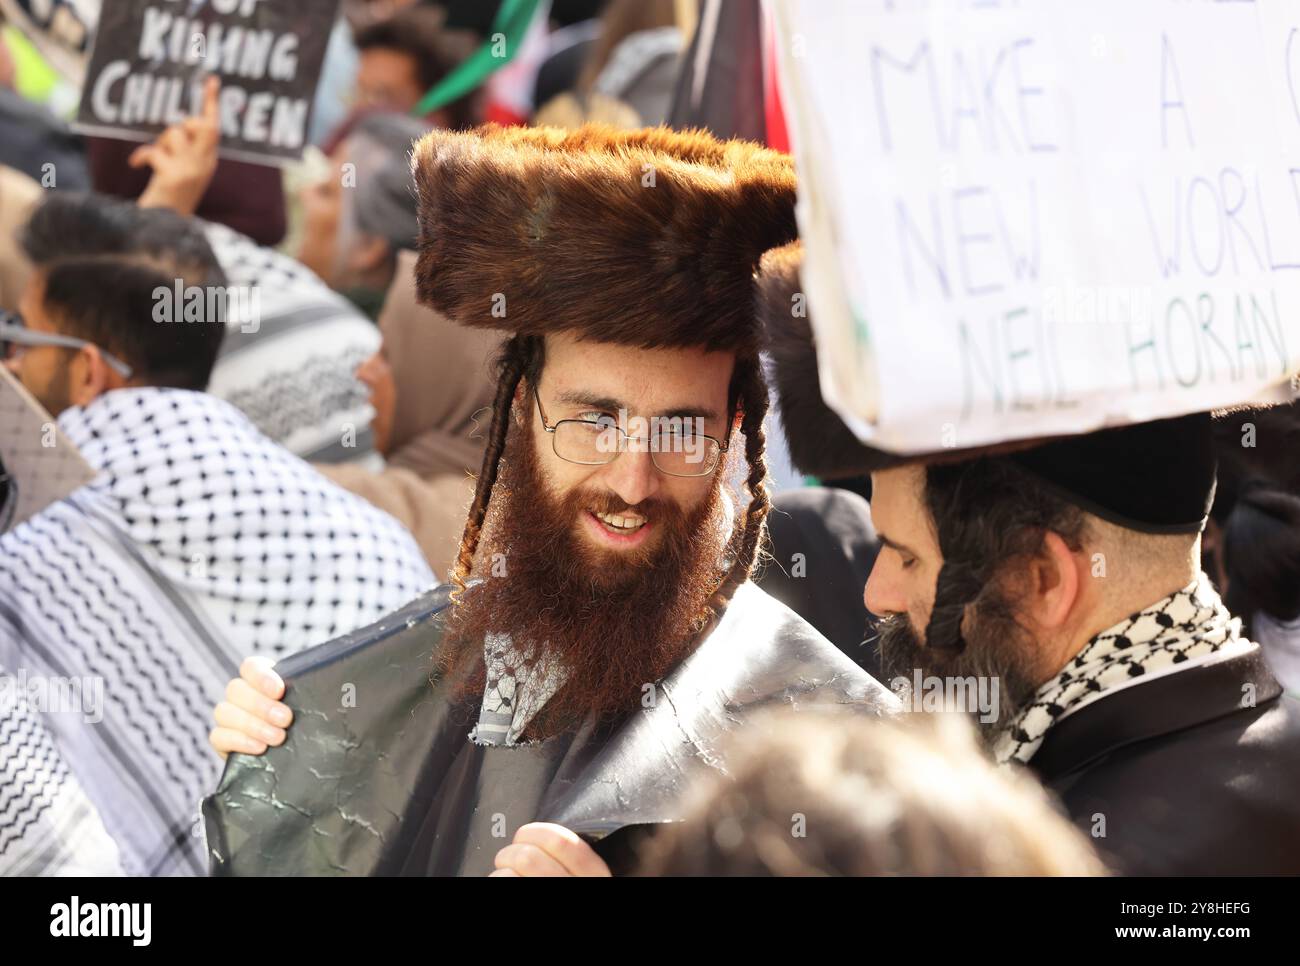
[
  {"xmin": 1219, "ymin": 484, "xmax": 1300, "ymax": 630},
  {"xmin": 865, "ymin": 423, "xmax": 1210, "ymax": 738},
  {"xmin": 6, "ymin": 194, "xmax": 227, "ymax": 416},
  {"xmin": 343, "ymin": 0, "xmax": 419, "ymax": 33},
  {"xmin": 354, "ymin": 249, "xmax": 497, "ymax": 470},
  {"xmin": 534, "ymin": 0, "xmax": 680, "ymax": 130},
  {"xmin": 575, "ymin": 0, "xmax": 677, "ymax": 95},
  {"xmin": 1210, "ymin": 404, "xmax": 1300, "ymax": 633},
  {"xmin": 353, "ymin": 6, "xmax": 478, "ymax": 128},
  {"xmin": 298, "ymin": 111, "xmax": 430, "ymax": 309},
  {"xmin": 637, "ymin": 710, "xmax": 1109, "ymax": 876}
]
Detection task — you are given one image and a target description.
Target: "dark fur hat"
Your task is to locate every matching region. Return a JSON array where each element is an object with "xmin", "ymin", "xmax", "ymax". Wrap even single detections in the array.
[
  {"xmin": 411, "ymin": 123, "xmax": 799, "ymax": 353},
  {"xmin": 758, "ymin": 241, "xmax": 898, "ymax": 480}
]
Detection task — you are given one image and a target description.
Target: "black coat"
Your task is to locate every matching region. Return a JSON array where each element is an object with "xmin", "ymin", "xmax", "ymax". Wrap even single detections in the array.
[{"xmin": 1032, "ymin": 645, "xmax": 1300, "ymax": 874}]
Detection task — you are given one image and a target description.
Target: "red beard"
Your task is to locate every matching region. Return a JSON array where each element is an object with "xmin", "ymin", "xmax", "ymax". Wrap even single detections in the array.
[{"xmin": 441, "ymin": 416, "xmax": 736, "ymax": 738}]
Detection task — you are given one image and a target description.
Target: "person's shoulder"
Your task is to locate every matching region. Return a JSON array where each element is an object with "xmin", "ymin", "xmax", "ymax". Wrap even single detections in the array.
[{"xmin": 1051, "ymin": 690, "xmax": 1300, "ymax": 873}]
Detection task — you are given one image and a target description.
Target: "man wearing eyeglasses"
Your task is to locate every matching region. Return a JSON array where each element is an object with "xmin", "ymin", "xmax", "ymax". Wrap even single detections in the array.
[
  {"xmin": 203, "ymin": 124, "xmax": 895, "ymax": 877},
  {"xmin": 1, "ymin": 199, "xmax": 144, "ymax": 418},
  {"xmin": 1, "ymin": 310, "xmax": 137, "ymax": 415}
]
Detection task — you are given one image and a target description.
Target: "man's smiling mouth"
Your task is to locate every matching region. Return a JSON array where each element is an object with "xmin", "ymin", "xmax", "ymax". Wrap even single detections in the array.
[{"xmin": 593, "ymin": 509, "xmax": 648, "ymax": 534}]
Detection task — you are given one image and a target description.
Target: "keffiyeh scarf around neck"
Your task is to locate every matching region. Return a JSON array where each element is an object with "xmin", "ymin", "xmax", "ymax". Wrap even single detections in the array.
[
  {"xmin": 994, "ymin": 575, "xmax": 1251, "ymax": 765},
  {"xmin": 471, "ymin": 634, "xmax": 567, "ymax": 747}
]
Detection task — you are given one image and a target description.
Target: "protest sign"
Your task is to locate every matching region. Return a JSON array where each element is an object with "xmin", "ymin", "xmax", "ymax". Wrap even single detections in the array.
[
  {"xmin": 775, "ymin": 0, "xmax": 1300, "ymax": 454},
  {"xmin": 75, "ymin": 0, "xmax": 339, "ymax": 165}
]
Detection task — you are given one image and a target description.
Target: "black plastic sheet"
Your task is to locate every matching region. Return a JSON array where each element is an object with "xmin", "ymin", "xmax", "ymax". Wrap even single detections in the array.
[{"xmin": 202, "ymin": 583, "xmax": 896, "ymax": 875}]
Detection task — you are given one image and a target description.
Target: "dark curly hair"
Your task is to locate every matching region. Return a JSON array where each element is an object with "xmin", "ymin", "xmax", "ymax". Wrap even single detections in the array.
[
  {"xmin": 21, "ymin": 193, "xmax": 228, "ymax": 390},
  {"xmin": 922, "ymin": 457, "xmax": 1088, "ymax": 653}
]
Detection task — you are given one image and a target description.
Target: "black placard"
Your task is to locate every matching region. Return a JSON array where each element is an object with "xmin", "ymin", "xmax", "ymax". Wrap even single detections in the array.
[{"xmin": 74, "ymin": 0, "xmax": 340, "ymax": 165}]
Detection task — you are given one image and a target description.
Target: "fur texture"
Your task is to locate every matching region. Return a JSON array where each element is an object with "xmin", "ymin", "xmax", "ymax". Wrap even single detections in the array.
[
  {"xmin": 411, "ymin": 123, "xmax": 799, "ymax": 352},
  {"xmin": 758, "ymin": 242, "xmax": 898, "ymax": 479}
]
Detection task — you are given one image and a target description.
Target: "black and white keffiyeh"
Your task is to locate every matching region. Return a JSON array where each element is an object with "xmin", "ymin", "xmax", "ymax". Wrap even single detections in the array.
[
  {"xmin": 201, "ymin": 221, "xmax": 382, "ymax": 466},
  {"xmin": 0, "ymin": 684, "xmax": 122, "ymax": 876},
  {"xmin": 994, "ymin": 574, "xmax": 1252, "ymax": 764},
  {"xmin": 471, "ymin": 634, "xmax": 567, "ymax": 747},
  {"xmin": 0, "ymin": 387, "xmax": 433, "ymax": 875},
  {"xmin": 61, "ymin": 388, "xmax": 432, "ymax": 654}
]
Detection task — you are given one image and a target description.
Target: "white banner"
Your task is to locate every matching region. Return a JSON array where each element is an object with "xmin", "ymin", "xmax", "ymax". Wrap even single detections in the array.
[{"xmin": 776, "ymin": 0, "xmax": 1300, "ymax": 454}]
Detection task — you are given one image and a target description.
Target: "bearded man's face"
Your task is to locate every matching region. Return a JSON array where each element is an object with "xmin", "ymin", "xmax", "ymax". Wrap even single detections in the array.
[
  {"xmin": 523, "ymin": 332, "xmax": 738, "ymax": 571},
  {"xmin": 445, "ymin": 332, "xmax": 744, "ymax": 736},
  {"xmin": 865, "ymin": 466, "xmax": 1045, "ymax": 737}
]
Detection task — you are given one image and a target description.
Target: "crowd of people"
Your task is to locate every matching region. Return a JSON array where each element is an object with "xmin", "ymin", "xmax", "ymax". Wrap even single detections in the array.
[{"xmin": 1, "ymin": 0, "xmax": 1299, "ymax": 879}]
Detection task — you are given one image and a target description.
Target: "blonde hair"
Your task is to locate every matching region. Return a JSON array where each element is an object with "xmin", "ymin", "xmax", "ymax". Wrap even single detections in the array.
[{"xmin": 638, "ymin": 710, "xmax": 1109, "ymax": 876}]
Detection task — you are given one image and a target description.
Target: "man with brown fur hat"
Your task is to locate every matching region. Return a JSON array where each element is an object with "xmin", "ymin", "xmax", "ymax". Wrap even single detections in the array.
[{"xmin": 204, "ymin": 124, "xmax": 894, "ymax": 877}]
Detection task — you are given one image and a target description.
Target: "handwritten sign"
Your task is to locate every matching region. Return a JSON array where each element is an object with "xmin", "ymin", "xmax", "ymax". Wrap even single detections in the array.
[
  {"xmin": 775, "ymin": 0, "xmax": 1300, "ymax": 454},
  {"xmin": 74, "ymin": 0, "xmax": 339, "ymax": 165}
]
